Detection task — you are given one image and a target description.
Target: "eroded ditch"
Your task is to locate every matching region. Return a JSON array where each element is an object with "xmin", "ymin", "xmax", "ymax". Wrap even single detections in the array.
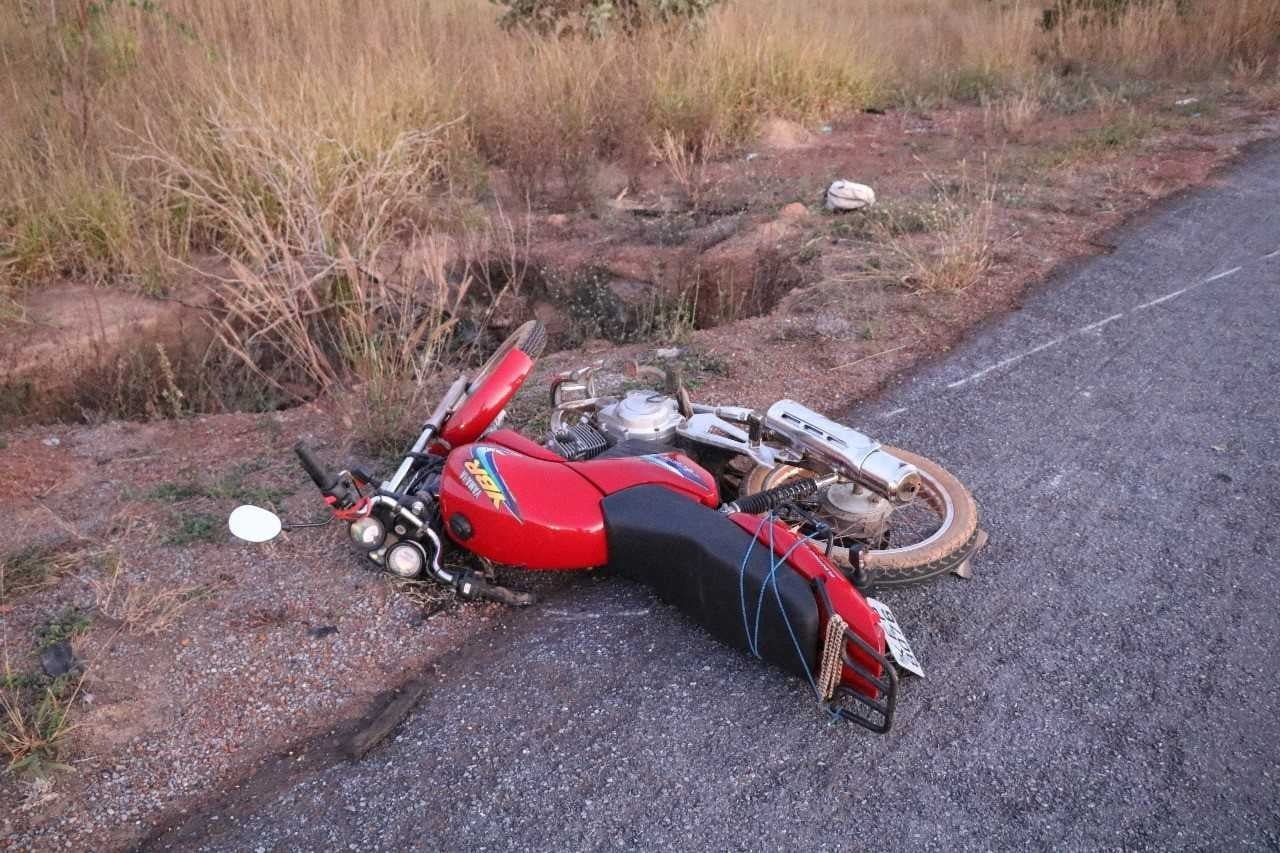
[{"xmin": 1, "ymin": 212, "xmax": 808, "ymax": 428}]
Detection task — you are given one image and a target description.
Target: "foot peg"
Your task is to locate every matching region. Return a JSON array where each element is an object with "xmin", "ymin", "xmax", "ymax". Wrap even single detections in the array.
[{"xmin": 457, "ymin": 573, "xmax": 536, "ymax": 607}]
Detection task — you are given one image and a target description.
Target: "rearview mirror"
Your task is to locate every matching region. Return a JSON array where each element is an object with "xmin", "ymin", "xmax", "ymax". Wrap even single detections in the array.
[{"xmin": 228, "ymin": 505, "xmax": 283, "ymax": 543}]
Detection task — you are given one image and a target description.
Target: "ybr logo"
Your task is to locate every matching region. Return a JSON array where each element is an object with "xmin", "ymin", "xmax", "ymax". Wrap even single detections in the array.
[{"xmin": 462, "ymin": 446, "xmax": 523, "ymax": 522}]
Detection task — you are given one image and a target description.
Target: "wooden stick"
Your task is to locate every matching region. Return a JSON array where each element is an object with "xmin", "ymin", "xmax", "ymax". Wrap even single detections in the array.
[{"xmin": 344, "ymin": 676, "xmax": 432, "ymax": 760}]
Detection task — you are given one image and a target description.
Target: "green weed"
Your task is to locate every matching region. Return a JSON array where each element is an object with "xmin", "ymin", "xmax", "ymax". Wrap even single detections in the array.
[
  {"xmin": 144, "ymin": 460, "xmax": 290, "ymax": 509},
  {"xmin": 165, "ymin": 511, "xmax": 221, "ymax": 546},
  {"xmin": 0, "ymin": 668, "xmax": 83, "ymax": 775},
  {"xmin": 35, "ymin": 606, "xmax": 93, "ymax": 651}
]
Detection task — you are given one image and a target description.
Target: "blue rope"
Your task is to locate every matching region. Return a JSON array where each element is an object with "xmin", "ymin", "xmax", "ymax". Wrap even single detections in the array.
[
  {"xmin": 735, "ymin": 510, "xmax": 827, "ymax": 700},
  {"xmin": 738, "ymin": 512, "xmax": 771, "ymax": 658}
]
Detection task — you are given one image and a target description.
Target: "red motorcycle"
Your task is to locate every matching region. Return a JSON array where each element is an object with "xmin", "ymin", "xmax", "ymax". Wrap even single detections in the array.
[{"xmin": 229, "ymin": 321, "xmax": 983, "ymax": 732}]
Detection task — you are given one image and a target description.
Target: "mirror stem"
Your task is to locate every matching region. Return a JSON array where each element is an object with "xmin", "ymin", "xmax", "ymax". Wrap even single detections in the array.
[{"xmin": 282, "ymin": 517, "xmax": 334, "ymax": 531}]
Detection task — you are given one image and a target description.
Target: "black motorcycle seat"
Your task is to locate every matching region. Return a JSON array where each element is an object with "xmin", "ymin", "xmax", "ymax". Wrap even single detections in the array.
[{"xmin": 601, "ymin": 484, "xmax": 819, "ymax": 680}]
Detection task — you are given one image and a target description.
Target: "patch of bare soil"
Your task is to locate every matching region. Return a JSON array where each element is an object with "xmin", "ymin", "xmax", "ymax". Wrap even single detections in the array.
[
  {"xmin": 0, "ymin": 409, "xmax": 505, "ymax": 850},
  {"xmin": 1, "ymin": 91, "xmax": 1276, "ymax": 851},
  {"xmin": 531, "ymin": 97, "xmax": 1279, "ymax": 410}
]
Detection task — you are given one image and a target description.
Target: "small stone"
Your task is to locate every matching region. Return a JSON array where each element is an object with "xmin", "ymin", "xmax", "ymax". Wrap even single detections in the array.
[
  {"xmin": 546, "ymin": 213, "xmax": 569, "ymax": 227},
  {"xmin": 41, "ymin": 640, "xmax": 78, "ymax": 678},
  {"xmin": 42, "ymin": 436, "xmax": 61, "ymax": 447},
  {"xmin": 655, "ymin": 347, "xmax": 680, "ymax": 360},
  {"xmin": 308, "ymin": 625, "xmax": 339, "ymax": 639},
  {"xmin": 779, "ymin": 202, "xmax": 810, "ymax": 219}
]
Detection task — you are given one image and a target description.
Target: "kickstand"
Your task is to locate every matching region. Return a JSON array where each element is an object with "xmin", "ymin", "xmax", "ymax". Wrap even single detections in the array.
[{"xmin": 951, "ymin": 529, "xmax": 989, "ymax": 580}]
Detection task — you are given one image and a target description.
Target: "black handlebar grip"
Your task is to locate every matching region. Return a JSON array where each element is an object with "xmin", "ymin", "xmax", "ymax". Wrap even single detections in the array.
[{"xmin": 294, "ymin": 441, "xmax": 338, "ymax": 492}]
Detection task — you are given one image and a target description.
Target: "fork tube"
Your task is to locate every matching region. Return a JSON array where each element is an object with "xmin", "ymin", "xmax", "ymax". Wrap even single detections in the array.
[{"xmin": 383, "ymin": 376, "xmax": 469, "ymax": 493}]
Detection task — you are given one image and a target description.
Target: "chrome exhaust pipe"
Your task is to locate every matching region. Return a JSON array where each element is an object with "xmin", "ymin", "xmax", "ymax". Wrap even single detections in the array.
[{"xmin": 763, "ymin": 400, "xmax": 921, "ymax": 502}]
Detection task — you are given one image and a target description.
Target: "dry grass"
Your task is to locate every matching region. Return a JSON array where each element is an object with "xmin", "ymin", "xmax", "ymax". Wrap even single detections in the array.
[
  {"xmin": 0, "ymin": 0, "xmax": 1275, "ymax": 417},
  {"xmin": 0, "ymin": 669, "xmax": 84, "ymax": 774},
  {"xmin": 650, "ymin": 129, "xmax": 721, "ymax": 210},
  {"xmin": 0, "ymin": 546, "xmax": 86, "ymax": 606},
  {"xmin": 2, "ymin": 0, "xmax": 1274, "ymax": 297},
  {"xmin": 1051, "ymin": 0, "xmax": 1280, "ymax": 77},
  {"xmin": 985, "ymin": 88, "xmax": 1046, "ymax": 139},
  {"xmin": 132, "ymin": 96, "xmax": 526, "ymax": 412},
  {"xmin": 876, "ymin": 170, "xmax": 998, "ymax": 293},
  {"xmin": 89, "ymin": 559, "xmax": 212, "ymax": 637}
]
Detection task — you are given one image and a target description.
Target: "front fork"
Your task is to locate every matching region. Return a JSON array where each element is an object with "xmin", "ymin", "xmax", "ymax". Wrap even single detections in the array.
[
  {"xmin": 363, "ymin": 497, "xmax": 535, "ymax": 606},
  {"xmin": 297, "ymin": 442, "xmax": 535, "ymax": 606}
]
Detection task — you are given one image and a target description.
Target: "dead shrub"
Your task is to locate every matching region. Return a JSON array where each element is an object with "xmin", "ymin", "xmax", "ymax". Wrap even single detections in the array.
[
  {"xmin": 650, "ymin": 129, "xmax": 721, "ymax": 210},
  {"xmin": 0, "ymin": 670, "xmax": 84, "ymax": 775},
  {"xmin": 89, "ymin": 557, "xmax": 217, "ymax": 637},
  {"xmin": 875, "ymin": 171, "xmax": 997, "ymax": 293}
]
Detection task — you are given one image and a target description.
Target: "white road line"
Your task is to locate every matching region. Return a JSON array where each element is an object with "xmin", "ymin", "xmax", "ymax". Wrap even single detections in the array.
[
  {"xmin": 1079, "ymin": 312, "xmax": 1125, "ymax": 333},
  {"xmin": 1134, "ymin": 287, "xmax": 1189, "ymax": 310},
  {"xmin": 947, "ymin": 337, "xmax": 1064, "ymax": 389},
  {"xmin": 1135, "ymin": 266, "xmax": 1241, "ymax": 311},
  {"xmin": 1263, "ymin": 248, "xmax": 1280, "ymax": 259},
  {"xmin": 882, "ymin": 407, "xmax": 909, "ymax": 419},
  {"xmin": 934, "ymin": 263, "xmax": 1249, "ymax": 391},
  {"xmin": 1204, "ymin": 265, "xmax": 1243, "ymax": 282}
]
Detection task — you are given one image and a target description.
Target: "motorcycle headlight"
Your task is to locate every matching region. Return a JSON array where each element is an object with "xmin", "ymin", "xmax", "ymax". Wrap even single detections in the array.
[
  {"xmin": 385, "ymin": 541, "xmax": 426, "ymax": 578},
  {"xmin": 349, "ymin": 517, "xmax": 386, "ymax": 550}
]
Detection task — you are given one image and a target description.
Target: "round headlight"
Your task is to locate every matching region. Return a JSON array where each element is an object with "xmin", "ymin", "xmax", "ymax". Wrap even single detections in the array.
[
  {"xmin": 385, "ymin": 541, "xmax": 426, "ymax": 578},
  {"xmin": 349, "ymin": 517, "xmax": 386, "ymax": 550}
]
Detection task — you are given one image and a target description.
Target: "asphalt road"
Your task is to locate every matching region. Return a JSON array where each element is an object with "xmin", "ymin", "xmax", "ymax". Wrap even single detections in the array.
[{"xmin": 156, "ymin": 139, "xmax": 1280, "ymax": 852}]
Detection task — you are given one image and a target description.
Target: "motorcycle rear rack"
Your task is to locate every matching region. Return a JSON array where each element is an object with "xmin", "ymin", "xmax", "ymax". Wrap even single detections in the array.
[{"xmin": 812, "ymin": 578, "xmax": 899, "ymax": 734}]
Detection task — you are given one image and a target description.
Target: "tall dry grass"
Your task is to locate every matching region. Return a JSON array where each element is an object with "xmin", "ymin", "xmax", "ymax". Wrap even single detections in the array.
[
  {"xmin": 0, "ymin": 0, "xmax": 1276, "ymax": 411},
  {"xmin": 1051, "ymin": 0, "xmax": 1280, "ymax": 77},
  {"xmin": 875, "ymin": 168, "xmax": 998, "ymax": 293},
  {"xmin": 2, "ymin": 0, "xmax": 1272, "ymax": 293}
]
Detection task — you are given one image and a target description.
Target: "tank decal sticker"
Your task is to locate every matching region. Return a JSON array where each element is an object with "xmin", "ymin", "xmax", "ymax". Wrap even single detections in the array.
[
  {"xmin": 640, "ymin": 453, "xmax": 707, "ymax": 487},
  {"xmin": 463, "ymin": 446, "xmax": 523, "ymax": 523}
]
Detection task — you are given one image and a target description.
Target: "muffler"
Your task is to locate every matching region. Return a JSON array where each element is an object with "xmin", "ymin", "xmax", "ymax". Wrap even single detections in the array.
[{"xmin": 763, "ymin": 400, "xmax": 921, "ymax": 502}]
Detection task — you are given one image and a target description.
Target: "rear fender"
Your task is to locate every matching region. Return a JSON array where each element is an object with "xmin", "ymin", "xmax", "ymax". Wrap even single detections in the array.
[{"xmin": 727, "ymin": 514, "xmax": 887, "ymax": 698}]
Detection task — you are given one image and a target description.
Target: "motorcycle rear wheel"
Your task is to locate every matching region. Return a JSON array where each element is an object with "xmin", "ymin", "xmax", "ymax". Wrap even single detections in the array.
[{"xmin": 740, "ymin": 446, "xmax": 981, "ymax": 587}]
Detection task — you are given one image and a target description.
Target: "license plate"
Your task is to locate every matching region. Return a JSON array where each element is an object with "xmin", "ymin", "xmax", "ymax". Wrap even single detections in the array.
[{"xmin": 866, "ymin": 598, "xmax": 925, "ymax": 678}]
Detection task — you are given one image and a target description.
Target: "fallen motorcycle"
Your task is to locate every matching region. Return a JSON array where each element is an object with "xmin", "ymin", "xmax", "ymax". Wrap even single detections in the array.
[{"xmin": 229, "ymin": 320, "xmax": 984, "ymax": 731}]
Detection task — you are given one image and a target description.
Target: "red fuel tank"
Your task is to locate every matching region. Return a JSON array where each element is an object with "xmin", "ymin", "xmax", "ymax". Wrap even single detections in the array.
[
  {"xmin": 439, "ymin": 443, "xmax": 607, "ymax": 569},
  {"xmin": 438, "ymin": 441, "xmax": 721, "ymax": 569},
  {"xmin": 571, "ymin": 452, "xmax": 719, "ymax": 508}
]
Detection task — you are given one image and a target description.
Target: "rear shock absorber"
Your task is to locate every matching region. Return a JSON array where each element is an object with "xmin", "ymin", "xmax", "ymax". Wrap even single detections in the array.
[{"xmin": 720, "ymin": 473, "xmax": 838, "ymax": 515}]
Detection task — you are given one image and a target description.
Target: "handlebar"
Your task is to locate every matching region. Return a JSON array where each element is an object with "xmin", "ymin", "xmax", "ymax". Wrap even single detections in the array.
[{"xmin": 294, "ymin": 441, "xmax": 338, "ymax": 492}]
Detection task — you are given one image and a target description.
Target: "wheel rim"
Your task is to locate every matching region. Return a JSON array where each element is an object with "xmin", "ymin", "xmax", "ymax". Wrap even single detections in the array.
[{"xmin": 744, "ymin": 464, "xmax": 955, "ymax": 560}]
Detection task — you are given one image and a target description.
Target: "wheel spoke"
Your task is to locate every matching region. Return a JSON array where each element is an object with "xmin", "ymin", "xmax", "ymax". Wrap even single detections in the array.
[
  {"xmin": 743, "ymin": 457, "xmax": 960, "ymax": 567},
  {"xmin": 788, "ymin": 494, "xmax": 942, "ymax": 550}
]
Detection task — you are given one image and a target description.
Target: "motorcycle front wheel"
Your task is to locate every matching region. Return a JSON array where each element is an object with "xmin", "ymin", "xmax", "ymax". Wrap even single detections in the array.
[{"xmin": 740, "ymin": 446, "xmax": 983, "ymax": 587}]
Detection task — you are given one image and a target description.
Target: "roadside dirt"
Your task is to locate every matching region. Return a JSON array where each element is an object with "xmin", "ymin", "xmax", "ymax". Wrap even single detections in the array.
[
  {"xmin": 0, "ymin": 409, "xmax": 510, "ymax": 850},
  {"xmin": 1, "ymin": 90, "xmax": 1277, "ymax": 852}
]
